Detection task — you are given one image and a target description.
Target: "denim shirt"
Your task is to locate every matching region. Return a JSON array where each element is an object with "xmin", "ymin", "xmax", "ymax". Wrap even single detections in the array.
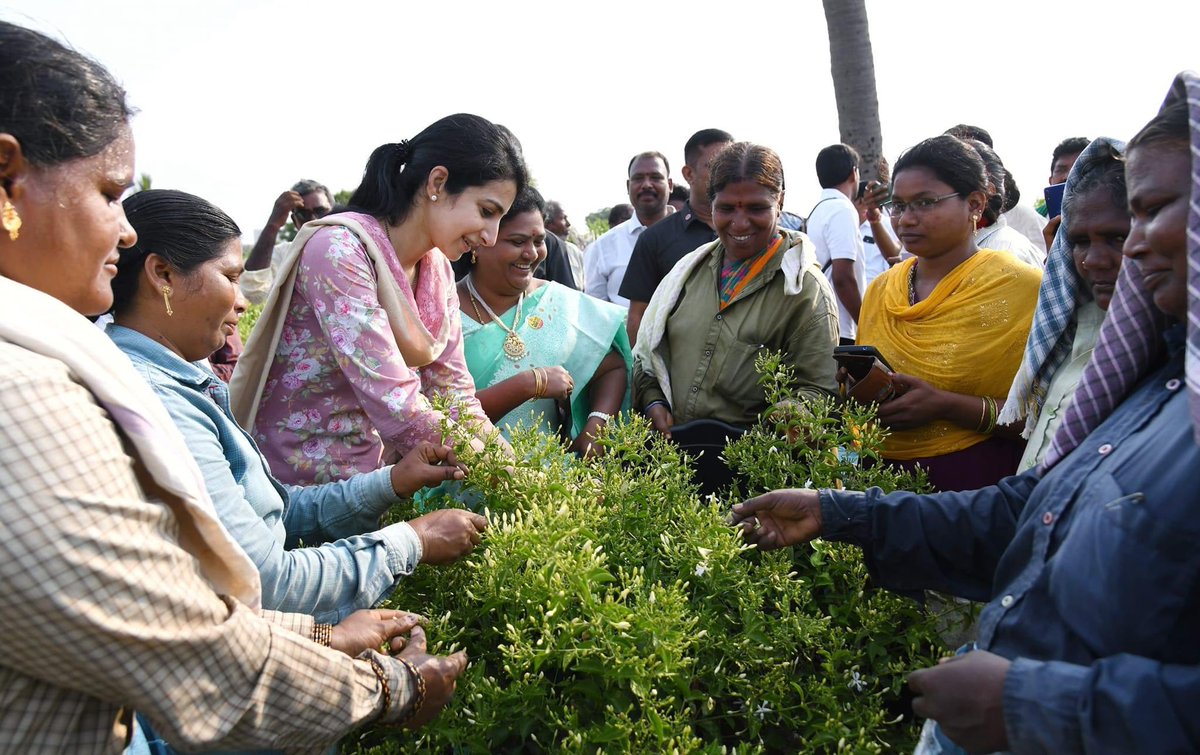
[
  {"xmin": 108, "ymin": 325, "xmax": 422, "ymax": 624},
  {"xmin": 821, "ymin": 327, "xmax": 1199, "ymax": 753}
]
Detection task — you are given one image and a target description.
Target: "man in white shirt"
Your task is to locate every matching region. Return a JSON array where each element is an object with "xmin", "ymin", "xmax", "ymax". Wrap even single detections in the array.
[
  {"xmin": 241, "ymin": 179, "xmax": 333, "ymax": 305},
  {"xmin": 807, "ymin": 144, "xmax": 867, "ymax": 343},
  {"xmin": 584, "ymin": 152, "xmax": 672, "ymax": 307}
]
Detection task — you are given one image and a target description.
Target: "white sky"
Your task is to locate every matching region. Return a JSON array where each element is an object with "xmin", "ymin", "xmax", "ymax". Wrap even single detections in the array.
[{"xmin": 3, "ymin": 0, "xmax": 1196, "ymax": 241}]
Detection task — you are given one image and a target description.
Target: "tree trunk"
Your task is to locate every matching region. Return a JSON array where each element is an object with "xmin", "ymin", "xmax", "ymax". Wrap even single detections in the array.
[{"xmin": 822, "ymin": 0, "xmax": 883, "ymax": 181}]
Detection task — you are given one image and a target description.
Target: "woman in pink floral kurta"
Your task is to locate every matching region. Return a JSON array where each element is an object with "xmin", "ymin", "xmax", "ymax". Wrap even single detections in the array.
[
  {"xmin": 235, "ymin": 114, "xmax": 527, "ymax": 484},
  {"xmin": 252, "ymin": 214, "xmax": 492, "ymax": 483}
]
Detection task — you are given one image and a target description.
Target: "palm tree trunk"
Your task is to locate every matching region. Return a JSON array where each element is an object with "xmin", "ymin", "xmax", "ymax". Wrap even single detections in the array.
[{"xmin": 822, "ymin": 0, "xmax": 883, "ymax": 181}]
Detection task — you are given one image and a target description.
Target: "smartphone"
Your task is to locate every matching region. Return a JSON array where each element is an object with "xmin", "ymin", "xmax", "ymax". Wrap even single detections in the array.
[
  {"xmin": 833, "ymin": 345, "xmax": 894, "ymax": 377},
  {"xmin": 1044, "ymin": 182, "xmax": 1066, "ymax": 219},
  {"xmin": 834, "ymin": 345, "xmax": 897, "ymax": 404},
  {"xmin": 859, "ymin": 180, "xmax": 889, "ymax": 208}
]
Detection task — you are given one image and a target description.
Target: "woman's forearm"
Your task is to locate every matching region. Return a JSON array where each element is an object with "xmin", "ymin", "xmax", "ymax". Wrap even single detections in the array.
[
  {"xmin": 475, "ymin": 371, "xmax": 537, "ymax": 422},
  {"xmin": 585, "ymin": 350, "xmax": 627, "ymax": 418},
  {"xmin": 940, "ymin": 390, "xmax": 1013, "ymax": 436}
]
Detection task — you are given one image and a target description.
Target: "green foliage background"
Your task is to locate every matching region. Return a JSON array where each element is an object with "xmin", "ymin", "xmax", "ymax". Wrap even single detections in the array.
[
  {"xmin": 348, "ymin": 354, "xmax": 966, "ymax": 753},
  {"xmin": 237, "ymin": 302, "xmax": 263, "ymax": 344}
]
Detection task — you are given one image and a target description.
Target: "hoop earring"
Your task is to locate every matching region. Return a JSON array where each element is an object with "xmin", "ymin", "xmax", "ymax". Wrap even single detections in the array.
[
  {"xmin": 161, "ymin": 285, "xmax": 174, "ymax": 317},
  {"xmin": 2, "ymin": 200, "xmax": 21, "ymax": 241}
]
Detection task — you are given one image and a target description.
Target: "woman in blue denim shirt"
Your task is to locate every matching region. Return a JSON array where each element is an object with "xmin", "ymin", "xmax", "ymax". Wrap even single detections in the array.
[
  {"xmin": 732, "ymin": 73, "xmax": 1200, "ymax": 754},
  {"xmin": 108, "ymin": 189, "xmax": 488, "ymax": 625}
]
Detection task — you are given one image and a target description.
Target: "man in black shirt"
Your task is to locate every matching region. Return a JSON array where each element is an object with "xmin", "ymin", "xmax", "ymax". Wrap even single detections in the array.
[{"xmin": 619, "ymin": 129, "xmax": 733, "ymax": 345}]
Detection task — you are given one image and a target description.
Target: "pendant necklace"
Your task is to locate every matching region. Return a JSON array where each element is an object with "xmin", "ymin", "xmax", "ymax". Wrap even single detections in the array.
[{"xmin": 464, "ymin": 275, "xmax": 528, "ymax": 360}]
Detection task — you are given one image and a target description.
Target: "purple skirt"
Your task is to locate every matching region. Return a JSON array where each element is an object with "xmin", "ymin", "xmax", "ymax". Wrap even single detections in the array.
[{"xmin": 886, "ymin": 435, "xmax": 1026, "ymax": 492}]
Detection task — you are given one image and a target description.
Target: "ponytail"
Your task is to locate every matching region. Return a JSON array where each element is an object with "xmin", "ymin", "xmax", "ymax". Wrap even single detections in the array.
[{"xmin": 345, "ymin": 114, "xmax": 528, "ymax": 224}]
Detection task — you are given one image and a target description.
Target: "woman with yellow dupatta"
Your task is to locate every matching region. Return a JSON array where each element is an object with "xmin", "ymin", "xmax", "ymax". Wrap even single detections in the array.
[{"xmin": 858, "ymin": 135, "xmax": 1042, "ymax": 491}]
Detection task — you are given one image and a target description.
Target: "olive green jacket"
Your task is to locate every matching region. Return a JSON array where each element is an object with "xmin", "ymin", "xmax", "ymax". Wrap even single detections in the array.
[{"xmin": 633, "ymin": 232, "xmax": 840, "ymax": 426}]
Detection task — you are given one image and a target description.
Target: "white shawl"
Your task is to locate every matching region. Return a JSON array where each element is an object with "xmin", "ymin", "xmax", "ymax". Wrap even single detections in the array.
[
  {"xmin": 0, "ymin": 276, "xmax": 262, "ymax": 608},
  {"xmin": 632, "ymin": 230, "xmax": 824, "ymax": 404}
]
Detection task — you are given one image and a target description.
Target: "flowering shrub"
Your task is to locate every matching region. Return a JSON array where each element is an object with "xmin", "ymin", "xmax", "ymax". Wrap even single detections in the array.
[{"xmin": 349, "ymin": 354, "xmax": 967, "ymax": 753}]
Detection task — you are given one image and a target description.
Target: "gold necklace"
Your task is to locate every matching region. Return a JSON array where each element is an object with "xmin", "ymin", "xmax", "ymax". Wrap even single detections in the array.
[{"xmin": 464, "ymin": 275, "xmax": 527, "ymax": 360}]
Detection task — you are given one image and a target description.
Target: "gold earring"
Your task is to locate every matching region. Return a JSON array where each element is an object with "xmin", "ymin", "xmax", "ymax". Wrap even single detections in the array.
[
  {"xmin": 470, "ymin": 249, "xmax": 477, "ymax": 264},
  {"xmin": 2, "ymin": 200, "xmax": 21, "ymax": 241},
  {"xmin": 161, "ymin": 285, "xmax": 173, "ymax": 316}
]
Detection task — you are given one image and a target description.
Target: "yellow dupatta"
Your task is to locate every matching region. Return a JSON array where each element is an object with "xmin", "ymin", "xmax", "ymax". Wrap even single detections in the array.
[{"xmin": 857, "ymin": 250, "xmax": 1042, "ymax": 460}]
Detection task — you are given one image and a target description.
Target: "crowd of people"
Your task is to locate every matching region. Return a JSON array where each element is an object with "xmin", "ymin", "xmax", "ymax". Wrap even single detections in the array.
[{"xmin": 0, "ymin": 17, "xmax": 1196, "ymax": 754}]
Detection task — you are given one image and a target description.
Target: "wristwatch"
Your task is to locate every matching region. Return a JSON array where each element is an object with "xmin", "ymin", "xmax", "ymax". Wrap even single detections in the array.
[{"xmin": 587, "ymin": 411, "xmax": 612, "ymax": 424}]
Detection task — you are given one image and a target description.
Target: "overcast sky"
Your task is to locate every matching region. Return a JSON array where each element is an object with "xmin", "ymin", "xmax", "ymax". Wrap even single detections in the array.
[{"xmin": 3, "ymin": 0, "xmax": 1196, "ymax": 240}]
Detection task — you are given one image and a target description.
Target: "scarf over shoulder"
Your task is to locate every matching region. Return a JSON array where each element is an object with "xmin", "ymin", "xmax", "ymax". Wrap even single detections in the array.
[
  {"xmin": 999, "ymin": 137, "xmax": 1126, "ymax": 435},
  {"xmin": 857, "ymin": 251, "xmax": 1041, "ymax": 460},
  {"xmin": 0, "ymin": 277, "xmax": 261, "ymax": 608},
  {"xmin": 633, "ymin": 228, "xmax": 824, "ymax": 404},
  {"xmin": 1043, "ymin": 71, "xmax": 1200, "ymax": 469},
  {"xmin": 230, "ymin": 213, "xmax": 452, "ymax": 429}
]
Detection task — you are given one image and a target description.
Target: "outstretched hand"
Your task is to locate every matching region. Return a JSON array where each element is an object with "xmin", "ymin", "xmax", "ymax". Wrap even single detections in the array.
[
  {"xmin": 729, "ymin": 489, "xmax": 823, "ymax": 549},
  {"xmin": 398, "ymin": 624, "xmax": 469, "ymax": 729},
  {"xmin": 908, "ymin": 650, "xmax": 1011, "ymax": 753},
  {"xmin": 408, "ymin": 508, "xmax": 488, "ymax": 565},
  {"xmin": 330, "ymin": 610, "xmax": 423, "ymax": 657},
  {"xmin": 389, "ymin": 442, "xmax": 466, "ymax": 497}
]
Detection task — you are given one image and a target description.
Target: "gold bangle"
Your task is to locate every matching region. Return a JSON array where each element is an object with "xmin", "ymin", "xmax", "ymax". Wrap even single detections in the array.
[
  {"xmin": 311, "ymin": 623, "xmax": 333, "ymax": 647},
  {"xmin": 976, "ymin": 398, "xmax": 988, "ymax": 433},
  {"xmin": 532, "ymin": 367, "xmax": 546, "ymax": 399}
]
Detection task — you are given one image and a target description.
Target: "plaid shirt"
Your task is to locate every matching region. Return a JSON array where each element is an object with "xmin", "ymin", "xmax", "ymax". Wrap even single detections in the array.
[{"xmin": 0, "ymin": 343, "xmax": 416, "ymax": 754}]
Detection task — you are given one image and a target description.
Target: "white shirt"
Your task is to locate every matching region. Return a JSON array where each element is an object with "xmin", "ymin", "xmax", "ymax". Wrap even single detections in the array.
[
  {"xmin": 563, "ymin": 239, "xmax": 585, "ymax": 290},
  {"xmin": 239, "ymin": 240, "xmax": 291, "ymax": 306},
  {"xmin": 806, "ymin": 188, "xmax": 866, "ymax": 339},
  {"xmin": 861, "ymin": 218, "xmax": 899, "ymax": 288},
  {"xmin": 976, "ymin": 215, "xmax": 1045, "ymax": 268},
  {"xmin": 583, "ymin": 216, "xmax": 647, "ymax": 307},
  {"xmin": 1002, "ymin": 203, "xmax": 1049, "ymax": 255}
]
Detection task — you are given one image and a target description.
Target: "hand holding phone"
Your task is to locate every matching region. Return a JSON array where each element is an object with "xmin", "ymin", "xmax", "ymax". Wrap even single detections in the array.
[{"xmin": 833, "ymin": 345, "xmax": 897, "ymax": 405}]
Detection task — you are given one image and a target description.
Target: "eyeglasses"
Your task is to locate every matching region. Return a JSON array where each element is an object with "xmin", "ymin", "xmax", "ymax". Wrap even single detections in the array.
[
  {"xmin": 882, "ymin": 193, "xmax": 961, "ymax": 218},
  {"xmin": 293, "ymin": 206, "xmax": 331, "ymax": 223}
]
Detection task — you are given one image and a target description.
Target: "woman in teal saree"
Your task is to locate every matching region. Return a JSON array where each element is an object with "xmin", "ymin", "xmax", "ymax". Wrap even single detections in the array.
[{"xmin": 457, "ymin": 187, "xmax": 631, "ymax": 456}]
